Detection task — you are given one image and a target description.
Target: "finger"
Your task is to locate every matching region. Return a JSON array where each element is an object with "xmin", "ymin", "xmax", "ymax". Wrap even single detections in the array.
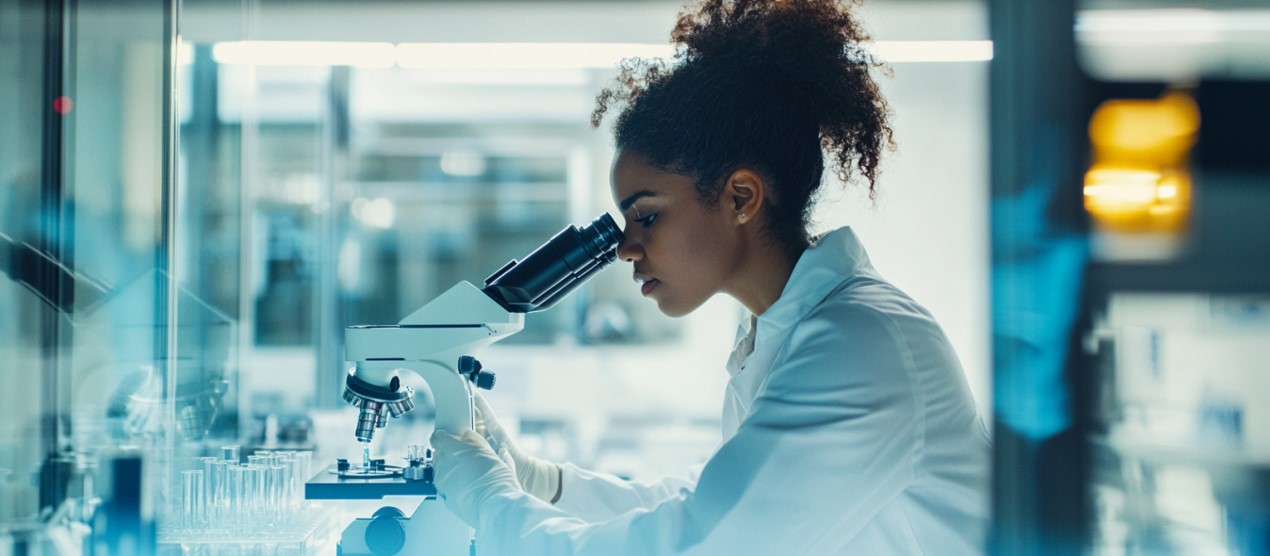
[
  {"xmin": 429, "ymin": 428, "xmax": 468, "ymax": 451},
  {"xmin": 498, "ymin": 447, "xmax": 517, "ymax": 474},
  {"xmin": 472, "ymin": 394, "xmax": 495, "ymax": 427},
  {"xmin": 458, "ymin": 428, "xmax": 488, "ymax": 446}
]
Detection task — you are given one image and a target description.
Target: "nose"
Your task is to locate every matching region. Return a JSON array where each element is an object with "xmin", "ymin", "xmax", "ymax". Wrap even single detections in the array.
[{"xmin": 616, "ymin": 227, "xmax": 642, "ymax": 263}]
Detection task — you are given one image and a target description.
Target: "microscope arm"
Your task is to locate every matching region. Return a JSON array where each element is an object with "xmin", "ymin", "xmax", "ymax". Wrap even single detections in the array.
[
  {"xmin": 344, "ymin": 281, "xmax": 525, "ymax": 442},
  {"xmin": 342, "ymin": 214, "xmax": 621, "ymax": 445}
]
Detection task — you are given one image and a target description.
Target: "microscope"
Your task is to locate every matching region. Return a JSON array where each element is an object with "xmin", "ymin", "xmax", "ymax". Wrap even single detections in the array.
[{"xmin": 306, "ymin": 214, "xmax": 623, "ymax": 555}]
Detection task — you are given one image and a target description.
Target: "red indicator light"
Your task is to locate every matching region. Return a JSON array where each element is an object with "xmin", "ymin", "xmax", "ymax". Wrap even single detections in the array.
[{"xmin": 53, "ymin": 96, "xmax": 73, "ymax": 115}]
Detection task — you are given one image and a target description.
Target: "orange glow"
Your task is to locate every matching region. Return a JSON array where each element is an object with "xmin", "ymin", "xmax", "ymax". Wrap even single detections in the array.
[{"xmin": 1084, "ymin": 92, "xmax": 1198, "ymax": 232}]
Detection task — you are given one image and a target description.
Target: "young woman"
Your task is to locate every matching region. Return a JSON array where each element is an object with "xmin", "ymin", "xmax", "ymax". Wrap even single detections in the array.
[{"xmin": 430, "ymin": 0, "xmax": 991, "ymax": 553}]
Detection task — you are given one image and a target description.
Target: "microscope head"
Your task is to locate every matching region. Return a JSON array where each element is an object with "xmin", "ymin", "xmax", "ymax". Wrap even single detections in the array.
[
  {"xmin": 342, "ymin": 214, "xmax": 623, "ymax": 444},
  {"xmin": 480, "ymin": 213, "xmax": 623, "ymax": 313}
]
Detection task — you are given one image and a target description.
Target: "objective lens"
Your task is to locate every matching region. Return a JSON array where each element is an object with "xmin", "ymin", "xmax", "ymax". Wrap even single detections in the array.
[{"xmin": 355, "ymin": 402, "xmax": 383, "ymax": 444}]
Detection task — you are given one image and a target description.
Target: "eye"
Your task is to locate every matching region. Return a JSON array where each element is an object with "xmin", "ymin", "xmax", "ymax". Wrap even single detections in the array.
[{"xmin": 636, "ymin": 213, "xmax": 657, "ymax": 227}]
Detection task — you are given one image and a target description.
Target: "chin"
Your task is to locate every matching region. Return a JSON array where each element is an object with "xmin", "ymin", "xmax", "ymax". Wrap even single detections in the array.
[{"xmin": 656, "ymin": 296, "xmax": 704, "ymax": 318}]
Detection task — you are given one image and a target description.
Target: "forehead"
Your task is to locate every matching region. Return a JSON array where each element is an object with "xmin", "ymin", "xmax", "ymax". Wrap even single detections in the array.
[{"xmin": 609, "ymin": 149, "xmax": 688, "ymax": 206}]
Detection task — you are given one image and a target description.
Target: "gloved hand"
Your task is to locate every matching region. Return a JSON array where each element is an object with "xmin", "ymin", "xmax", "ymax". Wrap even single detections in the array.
[
  {"xmin": 472, "ymin": 393, "xmax": 562, "ymax": 503},
  {"xmin": 429, "ymin": 428, "xmax": 520, "ymax": 527}
]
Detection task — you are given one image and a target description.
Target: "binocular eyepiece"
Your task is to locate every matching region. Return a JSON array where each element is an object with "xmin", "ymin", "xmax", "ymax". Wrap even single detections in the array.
[{"xmin": 482, "ymin": 213, "xmax": 624, "ymax": 313}]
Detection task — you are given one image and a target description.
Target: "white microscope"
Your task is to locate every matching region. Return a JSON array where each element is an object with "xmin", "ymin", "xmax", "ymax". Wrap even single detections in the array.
[{"xmin": 305, "ymin": 214, "xmax": 623, "ymax": 556}]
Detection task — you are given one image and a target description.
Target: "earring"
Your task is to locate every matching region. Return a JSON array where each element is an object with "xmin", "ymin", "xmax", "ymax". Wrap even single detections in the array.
[{"xmin": 737, "ymin": 213, "xmax": 747, "ymax": 223}]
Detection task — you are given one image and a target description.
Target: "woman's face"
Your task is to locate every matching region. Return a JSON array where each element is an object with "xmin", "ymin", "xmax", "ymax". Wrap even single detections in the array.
[{"xmin": 609, "ymin": 149, "xmax": 743, "ymax": 317}]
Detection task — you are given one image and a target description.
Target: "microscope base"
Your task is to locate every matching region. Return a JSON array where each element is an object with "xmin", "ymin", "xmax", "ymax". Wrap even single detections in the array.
[{"xmin": 337, "ymin": 497, "xmax": 471, "ymax": 556}]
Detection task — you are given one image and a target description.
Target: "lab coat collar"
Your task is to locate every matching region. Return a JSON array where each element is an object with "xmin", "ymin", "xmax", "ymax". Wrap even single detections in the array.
[
  {"xmin": 758, "ymin": 226, "xmax": 872, "ymax": 332},
  {"xmin": 726, "ymin": 226, "xmax": 872, "ymax": 378}
]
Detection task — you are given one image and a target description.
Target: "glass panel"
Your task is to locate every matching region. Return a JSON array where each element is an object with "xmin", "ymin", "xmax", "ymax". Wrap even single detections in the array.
[
  {"xmin": 2, "ymin": 0, "xmax": 178, "ymax": 551},
  {"xmin": 0, "ymin": 0, "xmax": 58, "ymax": 526},
  {"xmin": 342, "ymin": 122, "xmax": 575, "ymax": 345}
]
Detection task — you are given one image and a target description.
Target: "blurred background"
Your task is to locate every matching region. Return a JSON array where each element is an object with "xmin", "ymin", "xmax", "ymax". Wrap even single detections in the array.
[{"xmin": 1, "ymin": 0, "xmax": 1267, "ymax": 553}]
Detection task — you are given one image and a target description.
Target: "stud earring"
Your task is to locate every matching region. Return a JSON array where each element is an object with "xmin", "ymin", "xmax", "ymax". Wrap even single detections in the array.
[{"xmin": 737, "ymin": 213, "xmax": 747, "ymax": 222}]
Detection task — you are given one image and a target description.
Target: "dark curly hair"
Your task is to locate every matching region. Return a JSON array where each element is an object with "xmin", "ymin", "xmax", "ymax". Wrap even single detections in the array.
[{"xmin": 592, "ymin": 0, "xmax": 894, "ymax": 253}]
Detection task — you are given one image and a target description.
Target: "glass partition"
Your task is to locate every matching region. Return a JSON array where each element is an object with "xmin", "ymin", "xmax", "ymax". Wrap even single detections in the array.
[{"xmin": 1, "ymin": 0, "xmax": 181, "ymax": 551}]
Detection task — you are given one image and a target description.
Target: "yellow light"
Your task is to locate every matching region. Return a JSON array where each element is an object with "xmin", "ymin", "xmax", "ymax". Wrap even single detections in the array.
[{"xmin": 1084, "ymin": 92, "xmax": 1198, "ymax": 234}]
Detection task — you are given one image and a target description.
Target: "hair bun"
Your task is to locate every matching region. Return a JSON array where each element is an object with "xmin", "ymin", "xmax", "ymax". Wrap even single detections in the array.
[{"xmin": 672, "ymin": 0, "xmax": 877, "ymax": 71}]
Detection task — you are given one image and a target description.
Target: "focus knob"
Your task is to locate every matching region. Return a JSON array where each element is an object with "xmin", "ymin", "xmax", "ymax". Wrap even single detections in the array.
[
  {"xmin": 474, "ymin": 371, "xmax": 496, "ymax": 390},
  {"xmin": 458, "ymin": 356, "xmax": 481, "ymax": 374}
]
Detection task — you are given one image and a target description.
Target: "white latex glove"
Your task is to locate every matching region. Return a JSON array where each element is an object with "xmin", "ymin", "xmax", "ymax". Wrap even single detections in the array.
[
  {"xmin": 472, "ymin": 393, "xmax": 562, "ymax": 503},
  {"xmin": 429, "ymin": 428, "xmax": 520, "ymax": 527}
]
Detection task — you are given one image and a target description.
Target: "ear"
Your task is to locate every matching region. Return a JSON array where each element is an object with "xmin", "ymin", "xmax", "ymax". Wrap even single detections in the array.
[{"xmin": 724, "ymin": 168, "xmax": 765, "ymax": 224}]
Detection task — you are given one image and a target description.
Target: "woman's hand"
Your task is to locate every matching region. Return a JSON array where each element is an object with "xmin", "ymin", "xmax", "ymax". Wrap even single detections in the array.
[
  {"xmin": 473, "ymin": 393, "xmax": 562, "ymax": 503},
  {"xmin": 430, "ymin": 428, "xmax": 520, "ymax": 527}
]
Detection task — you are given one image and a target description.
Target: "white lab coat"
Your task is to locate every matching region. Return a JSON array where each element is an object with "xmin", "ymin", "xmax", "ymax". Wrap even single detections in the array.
[{"xmin": 473, "ymin": 227, "xmax": 991, "ymax": 555}]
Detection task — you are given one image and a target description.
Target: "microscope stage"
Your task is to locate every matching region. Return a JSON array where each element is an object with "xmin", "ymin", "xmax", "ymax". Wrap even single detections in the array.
[{"xmin": 304, "ymin": 465, "xmax": 437, "ymax": 500}]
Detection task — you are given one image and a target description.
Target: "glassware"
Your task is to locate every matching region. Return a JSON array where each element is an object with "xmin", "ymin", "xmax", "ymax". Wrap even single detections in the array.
[{"xmin": 181, "ymin": 469, "xmax": 205, "ymax": 531}]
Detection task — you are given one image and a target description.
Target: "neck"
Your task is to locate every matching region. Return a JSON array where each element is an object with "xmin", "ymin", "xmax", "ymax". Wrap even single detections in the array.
[{"xmin": 727, "ymin": 236, "xmax": 807, "ymax": 316}]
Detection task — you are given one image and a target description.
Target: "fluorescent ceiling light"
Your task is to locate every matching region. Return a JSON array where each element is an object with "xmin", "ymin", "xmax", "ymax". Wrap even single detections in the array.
[
  {"xmin": 212, "ymin": 41, "xmax": 396, "ymax": 67},
  {"xmin": 1077, "ymin": 9, "xmax": 1270, "ymax": 44},
  {"xmin": 206, "ymin": 40, "xmax": 991, "ymax": 69},
  {"xmin": 408, "ymin": 68, "xmax": 591, "ymax": 86},
  {"xmin": 396, "ymin": 42, "xmax": 675, "ymax": 69},
  {"xmin": 1076, "ymin": 9, "xmax": 1224, "ymax": 44},
  {"xmin": 869, "ymin": 40, "xmax": 993, "ymax": 63},
  {"xmin": 399, "ymin": 41, "xmax": 991, "ymax": 68}
]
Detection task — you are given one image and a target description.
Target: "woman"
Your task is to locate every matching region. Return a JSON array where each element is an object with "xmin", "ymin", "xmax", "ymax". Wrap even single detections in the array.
[{"xmin": 430, "ymin": 0, "xmax": 991, "ymax": 553}]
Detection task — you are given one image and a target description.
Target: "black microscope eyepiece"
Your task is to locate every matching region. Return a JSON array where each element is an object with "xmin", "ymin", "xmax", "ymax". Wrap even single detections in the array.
[{"xmin": 482, "ymin": 213, "xmax": 624, "ymax": 313}]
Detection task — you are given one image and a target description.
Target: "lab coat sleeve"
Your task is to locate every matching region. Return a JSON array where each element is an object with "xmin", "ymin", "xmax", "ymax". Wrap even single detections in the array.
[
  {"xmin": 554, "ymin": 462, "xmax": 703, "ymax": 521},
  {"xmin": 471, "ymin": 302, "xmax": 923, "ymax": 555}
]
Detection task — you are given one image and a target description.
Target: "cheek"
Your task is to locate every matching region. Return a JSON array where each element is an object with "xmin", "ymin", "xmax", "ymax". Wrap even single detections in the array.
[{"xmin": 661, "ymin": 217, "xmax": 734, "ymax": 285}]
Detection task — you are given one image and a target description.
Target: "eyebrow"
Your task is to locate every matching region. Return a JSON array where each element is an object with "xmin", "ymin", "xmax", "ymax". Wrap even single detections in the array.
[{"xmin": 618, "ymin": 190, "xmax": 657, "ymax": 212}]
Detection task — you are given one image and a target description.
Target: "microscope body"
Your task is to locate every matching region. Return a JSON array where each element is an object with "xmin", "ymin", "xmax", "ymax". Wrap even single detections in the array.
[
  {"xmin": 322, "ymin": 214, "xmax": 623, "ymax": 556},
  {"xmin": 334, "ymin": 281, "xmax": 521, "ymax": 556},
  {"xmin": 344, "ymin": 280, "xmax": 523, "ymax": 441}
]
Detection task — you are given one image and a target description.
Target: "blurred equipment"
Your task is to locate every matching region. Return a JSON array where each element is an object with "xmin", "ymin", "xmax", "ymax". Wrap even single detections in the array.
[
  {"xmin": 990, "ymin": 0, "xmax": 1270, "ymax": 553},
  {"xmin": 1, "ymin": 233, "xmax": 233, "ymax": 442},
  {"xmin": 312, "ymin": 213, "xmax": 622, "ymax": 555}
]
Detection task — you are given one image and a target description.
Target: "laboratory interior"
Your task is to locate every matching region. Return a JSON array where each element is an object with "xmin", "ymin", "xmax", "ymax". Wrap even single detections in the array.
[{"xmin": 2, "ymin": 0, "xmax": 1268, "ymax": 553}]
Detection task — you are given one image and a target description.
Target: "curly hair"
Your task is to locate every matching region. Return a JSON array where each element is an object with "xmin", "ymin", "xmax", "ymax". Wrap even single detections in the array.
[{"xmin": 592, "ymin": 0, "xmax": 894, "ymax": 253}]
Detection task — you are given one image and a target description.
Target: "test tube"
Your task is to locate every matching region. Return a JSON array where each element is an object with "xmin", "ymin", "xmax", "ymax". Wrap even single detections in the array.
[
  {"xmin": 247, "ymin": 465, "xmax": 266, "ymax": 529},
  {"xmin": 222, "ymin": 445, "xmax": 240, "ymax": 464},
  {"xmin": 199, "ymin": 457, "xmax": 219, "ymax": 529},
  {"xmin": 209, "ymin": 459, "xmax": 228, "ymax": 530},
  {"xmin": 295, "ymin": 451, "xmax": 312, "ymax": 510},
  {"xmin": 276, "ymin": 456, "xmax": 297, "ymax": 513},
  {"xmin": 227, "ymin": 464, "xmax": 246, "ymax": 529},
  {"xmin": 182, "ymin": 469, "xmax": 205, "ymax": 532},
  {"xmin": 268, "ymin": 464, "xmax": 287, "ymax": 527},
  {"xmin": 295, "ymin": 451, "xmax": 311, "ymax": 480},
  {"xmin": 255, "ymin": 450, "xmax": 274, "ymax": 468}
]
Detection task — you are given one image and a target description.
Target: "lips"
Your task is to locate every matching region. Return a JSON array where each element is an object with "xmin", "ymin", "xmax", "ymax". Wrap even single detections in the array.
[{"xmin": 634, "ymin": 272, "xmax": 659, "ymax": 297}]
